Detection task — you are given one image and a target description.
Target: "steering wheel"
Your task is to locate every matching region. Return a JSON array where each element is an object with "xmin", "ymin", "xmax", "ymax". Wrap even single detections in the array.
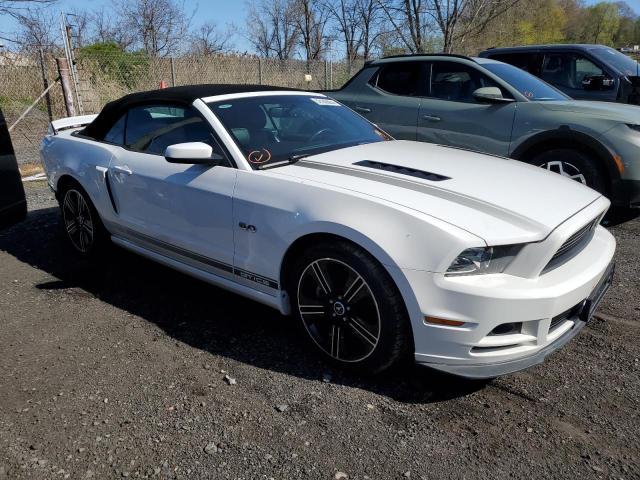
[{"xmin": 309, "ymin": 128, "xmax": 335, "ymax": 144}]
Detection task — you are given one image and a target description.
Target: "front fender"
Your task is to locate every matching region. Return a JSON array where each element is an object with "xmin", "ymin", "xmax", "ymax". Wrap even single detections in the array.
[{"xmin": 232, "ymin": 170, "xmax": 483, "ymax": 286}]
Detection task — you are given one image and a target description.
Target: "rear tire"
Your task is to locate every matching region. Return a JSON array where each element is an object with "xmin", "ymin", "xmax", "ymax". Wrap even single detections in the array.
[
  {"xmin": 287, "ymin": 240, "xmax": 413, "ymax": 375},
  {"xmin": 528, "ymin": 149, "xmax": 607, "ymax": 195},
  {"xmin": 58, "ymin": 180, "xmax": 109, "ymax": 258}
]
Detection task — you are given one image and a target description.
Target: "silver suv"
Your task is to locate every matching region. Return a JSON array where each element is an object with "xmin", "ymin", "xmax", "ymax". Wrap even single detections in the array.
[{"xmin": 324, "ymin": 54, "xmax": 640, "ymax": 208}]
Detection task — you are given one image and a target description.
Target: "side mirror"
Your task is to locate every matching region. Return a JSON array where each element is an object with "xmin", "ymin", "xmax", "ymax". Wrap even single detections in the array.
[
  {"xmin": 472, "ymin": 87, "xmax": 514, "ymax": 104},
  {"xmin": 164, "ymin": 142, "xmax": 224, "ymax": 165}
]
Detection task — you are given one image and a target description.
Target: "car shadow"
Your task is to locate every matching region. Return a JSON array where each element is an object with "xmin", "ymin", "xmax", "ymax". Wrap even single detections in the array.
[
  {"xmin": 603, "ymin": 207, "xmax": 640, "ymax": 227},
  {"xmin": 0, "ymin": 206, "xmax": 488, "ymax": 404}
]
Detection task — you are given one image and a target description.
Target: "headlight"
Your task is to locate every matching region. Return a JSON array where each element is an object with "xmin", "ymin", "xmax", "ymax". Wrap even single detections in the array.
[{"xmin": 446, "ymin": 245, "xmax": 522, "ymax": 276}]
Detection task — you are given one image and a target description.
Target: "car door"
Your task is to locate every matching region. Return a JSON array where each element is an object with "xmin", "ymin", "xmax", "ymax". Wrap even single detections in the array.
[
  {"xmin": 417, "ymin": 61, "xmax": 516, "ymax": 156},
  {"xmin": 107, "ymin": 103, "xmax": 238, "ymax": 275},
  {"xmin": 340, "ymin": 61, "xmax": 424, "ymax": 140},
  {"xmin": 540, "ymin": 52, "xmax": 617, "ymax": 102}
]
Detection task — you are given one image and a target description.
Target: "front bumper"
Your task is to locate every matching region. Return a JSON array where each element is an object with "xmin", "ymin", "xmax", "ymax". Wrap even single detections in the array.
[
  {"xmin": 422, "ymin": 262, "xmax": 614, "ymax": 378},
  {"xmin": 403, "ymin": 225, "xmax": 616, "ymax": 379}
]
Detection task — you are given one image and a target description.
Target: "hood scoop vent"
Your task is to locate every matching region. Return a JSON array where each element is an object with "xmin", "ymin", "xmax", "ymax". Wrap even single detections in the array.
[{"xmin": 353, "ymin": 160, "xmax": 450, "ymax": 182}]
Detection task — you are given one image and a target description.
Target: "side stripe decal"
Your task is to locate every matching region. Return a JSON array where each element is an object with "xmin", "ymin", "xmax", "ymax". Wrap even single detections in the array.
[{"xmin": 118, "ymin": 227, "xmax": 279, "ymax": 289}]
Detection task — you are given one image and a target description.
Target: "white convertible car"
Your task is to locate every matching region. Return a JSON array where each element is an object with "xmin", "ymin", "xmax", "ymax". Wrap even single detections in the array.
[{"xmin": 41, "ymin": 84, "xmax": 616, "ymax": 378}]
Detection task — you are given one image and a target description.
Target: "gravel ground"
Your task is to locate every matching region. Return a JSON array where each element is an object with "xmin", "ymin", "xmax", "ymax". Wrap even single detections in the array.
[{"xmin": 1, "ymin": 182, "xmax": 639, "ymax": 480}]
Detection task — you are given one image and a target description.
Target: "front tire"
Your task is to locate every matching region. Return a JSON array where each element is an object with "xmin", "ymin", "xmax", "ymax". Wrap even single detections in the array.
[
  {"xmin": 58, "ymin": 181, "xmax": 109, "ymax": 257},
  {"xmin": 528, "ymin": 149, "xmax": 607, "ymax": 195},
  {"xmin": 288, "ymin": 240, "xmax": 412, "ymax": 375}
]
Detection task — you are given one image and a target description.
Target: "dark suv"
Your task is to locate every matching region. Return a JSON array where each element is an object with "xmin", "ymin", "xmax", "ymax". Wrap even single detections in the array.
[
  {"xmin": 0, "ymin": 107, "xmax": 26, "ymax": 229},
  {"xmin": 479, "ymin": 44, "xmax": 640, "ymax": 104}
]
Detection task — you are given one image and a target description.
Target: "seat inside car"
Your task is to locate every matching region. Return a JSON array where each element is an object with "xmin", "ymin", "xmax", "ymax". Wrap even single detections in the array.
[
  {"xmin": 431, "ymin": 72, "xmax": 475, "ymax": 101},
  {"xmin": 215, "ymin": 103, "xmax": 276, "ymax": 150}
]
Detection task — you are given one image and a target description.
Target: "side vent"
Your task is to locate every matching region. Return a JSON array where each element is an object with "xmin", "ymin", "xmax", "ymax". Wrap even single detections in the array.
[
  {"xmin": 353, "ymin": 160, "xmax": 450, "ymax": 182},
  {"xmin": 104, "ymin": 173, "xmax": 118, "ymax": 214}
]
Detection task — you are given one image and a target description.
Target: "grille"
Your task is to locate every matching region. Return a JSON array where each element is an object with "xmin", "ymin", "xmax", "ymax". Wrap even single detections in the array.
[{"xmin": 545, "ymin": 218, "xmax": 598, "ymax": 271}]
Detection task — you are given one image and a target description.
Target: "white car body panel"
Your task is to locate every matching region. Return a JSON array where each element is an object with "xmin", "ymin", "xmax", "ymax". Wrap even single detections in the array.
[{"xmin": 40, "ymin": 90, "xmax": 616, "ymax": 378}]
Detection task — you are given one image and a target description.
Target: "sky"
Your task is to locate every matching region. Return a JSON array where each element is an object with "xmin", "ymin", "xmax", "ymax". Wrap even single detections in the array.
[
  {"xmin": 2, "ymin": 0, "xmax": 640, "ymax": 53},
  {"xmin": 0, "ymin": 0, "xmax": 252, "ymax": 51}
]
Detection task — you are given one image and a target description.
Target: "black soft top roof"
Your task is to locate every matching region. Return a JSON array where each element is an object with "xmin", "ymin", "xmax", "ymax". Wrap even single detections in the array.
[{"xmin": 83, "ymin": 84, "xmax": 301, "ymax": 140}]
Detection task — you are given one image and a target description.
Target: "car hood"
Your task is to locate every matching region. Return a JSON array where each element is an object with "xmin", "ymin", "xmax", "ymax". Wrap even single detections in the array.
[
  {"xmin": 539, "ymin": 100, "xmax": 640, "ymax": 123},
  {"xmin": 275, "ymin": 140, "xmax": 602, "ymax": 245}
]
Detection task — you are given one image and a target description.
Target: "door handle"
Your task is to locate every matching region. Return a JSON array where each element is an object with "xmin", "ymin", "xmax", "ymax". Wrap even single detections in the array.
[
  {"xmin": 422, "ymin": 114, "xmax": 441, "ymax": 122},
  {"xmin": 112, "ymin": 165, "xmax": 133, "ymax": 175},
  {"xmin": 354, "ymin": 106, "xmax": 372, "ymax": 114}
]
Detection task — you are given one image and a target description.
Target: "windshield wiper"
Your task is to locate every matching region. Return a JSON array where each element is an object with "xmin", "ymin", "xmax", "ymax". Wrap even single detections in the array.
[{"xmin": 257, "ymin": 154, "xmax": 309, "ymax": 170}]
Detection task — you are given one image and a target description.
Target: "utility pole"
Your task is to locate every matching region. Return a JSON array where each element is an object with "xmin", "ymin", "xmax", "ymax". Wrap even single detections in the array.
[{"xmin": 56, "ymin": 57, "xmax": 76, "ymax": 117}]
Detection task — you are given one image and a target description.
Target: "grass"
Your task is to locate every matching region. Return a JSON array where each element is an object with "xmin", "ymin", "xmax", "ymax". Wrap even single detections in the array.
[{"xmin": 19, "ymin": 162, "xmax": 44, "ymax": 178}]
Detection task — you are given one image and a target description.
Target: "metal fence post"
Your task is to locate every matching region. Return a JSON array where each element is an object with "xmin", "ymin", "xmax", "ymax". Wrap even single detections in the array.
[
  {"xmin": 38, "ymin": 48, "xmax": 53, "ymax": 122},
  {"xmin": 258, "ymin": 57, "xmax": 263, "ymax": 85},
  {"xmin": 56, "ymin": 57, "xmax": 76, "ymax": 117},
  {"xmin": 170, "ymin": 57, "xmax": 177, "ymax": 86},
  {"xmin": 324, "ymin": 60, "xmax": 328, "ymax": 89},
  {"xmin": 329, "ymin": 60, "xmax": 333, "ymax": 90}
]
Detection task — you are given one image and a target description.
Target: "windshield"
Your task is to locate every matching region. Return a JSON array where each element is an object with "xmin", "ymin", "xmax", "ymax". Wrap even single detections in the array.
[
  {"xmin": 482, "ymin": 62, "xmax": 568, "ymax": 101},
  {"xmin": 207, "ymin": 95, "xmax": 389, "ymax": 169},
  {"xmin": 589, "ymin": 46, "xmax": 639, "ymax": 76}
]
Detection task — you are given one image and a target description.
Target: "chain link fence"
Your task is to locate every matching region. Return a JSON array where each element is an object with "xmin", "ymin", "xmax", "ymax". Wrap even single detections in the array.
[
  {"xmin": 76, "ymin": 54, "xmax": 364, "ymax": 114},
  {"xmin": 1, "ymin": 52, "xmax": 67, "ymax": 167},
  {"xmin": 0, "ymin": 51, "xmax": 364, "ymax": 168}
]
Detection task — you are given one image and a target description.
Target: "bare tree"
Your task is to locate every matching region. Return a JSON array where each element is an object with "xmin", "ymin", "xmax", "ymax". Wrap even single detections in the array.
[
  {"xmin": 325, "ymin": 0, "xmax": 383, "ymax": 64},
  {"xmin": 325, "ymin": 0, "xmax": 362, "ymax": 64},
  {"xmin": 432, "ymin": 0, "xmax": 520, "ymax": 52},
  {"xmin": 0, "ymin": 0, "xmax": 54, "ymax": 20},
  {"xmin": 114, "ymin": 0, "xmax": 191, "ymax": 57},
  {"xmin": 89, "ymin": 8, "xmax": 134, "ymax": 49},
  {"xmin": 0, "ymin": 0, "xmax": 55, "ymax": 45},
  {"xmin": 377, "ymin": 0, "xmax": 429, "ymax": 53},
  {"xmin": 358, "ymin": 0, "xmax": 383, "ymax": 60},
  {"xmin": 246, "ymin": 0, "xmax": 299, "ymax": 60},
  {"xmin": 189, "ymin": 22, "xmax": 233, "ymax": 56},
  {"xmin": 293, "ymin": 0, "xmax": 331, "ymax": 63},
  {"xmin": 378, "ymin": 0, "xmax": 520, "ymax": 53},
  {"xmin": 15, "ymin": 7, "xmax": 57, "ymax": 51}
]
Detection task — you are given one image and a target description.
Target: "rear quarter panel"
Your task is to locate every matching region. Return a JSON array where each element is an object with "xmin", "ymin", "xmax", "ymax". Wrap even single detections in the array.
[{"xmin": 41, "ymin": 132, "xmax": 118, "ymax": 225}]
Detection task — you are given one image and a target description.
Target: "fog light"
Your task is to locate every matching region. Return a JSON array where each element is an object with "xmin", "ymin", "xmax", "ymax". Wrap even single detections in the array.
[{"xmin": 424, "ymin": 316, "xmax": 465, "ymax": 327}]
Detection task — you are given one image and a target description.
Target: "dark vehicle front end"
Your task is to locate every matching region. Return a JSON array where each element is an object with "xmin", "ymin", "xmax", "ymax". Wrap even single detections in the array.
[{"xmin": 479, "ymin": 44, "xmax": 640, "ymax": 106}]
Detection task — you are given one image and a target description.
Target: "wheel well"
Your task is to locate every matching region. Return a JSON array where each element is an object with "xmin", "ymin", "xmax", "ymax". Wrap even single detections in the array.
[
  {"xmin": 514, "ymin": 137, "xmax": 612, "ymax": 193},
  {"xmin": 279, "ymin": 232, "xmax": 416, "ymax": 352},
  {"xmin": 280, "ymin": 233, "xmax": 361, "ymax": 290},
  {"xmin": 56, "ymin": 174, "xmax": 80, "ymax": 199}
]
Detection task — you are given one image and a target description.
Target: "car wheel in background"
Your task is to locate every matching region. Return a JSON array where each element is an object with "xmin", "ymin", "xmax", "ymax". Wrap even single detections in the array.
[
  {"xmin": 529, "ymin": 149, "xmax": 607, "ymax": 195},
  {"xmin": 288, "ymin": 240, "xmax": 412, "ymax": 375},
  {"xmin": 59, "ymin": 181, "xmax": 109, "ymax": 257}
]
